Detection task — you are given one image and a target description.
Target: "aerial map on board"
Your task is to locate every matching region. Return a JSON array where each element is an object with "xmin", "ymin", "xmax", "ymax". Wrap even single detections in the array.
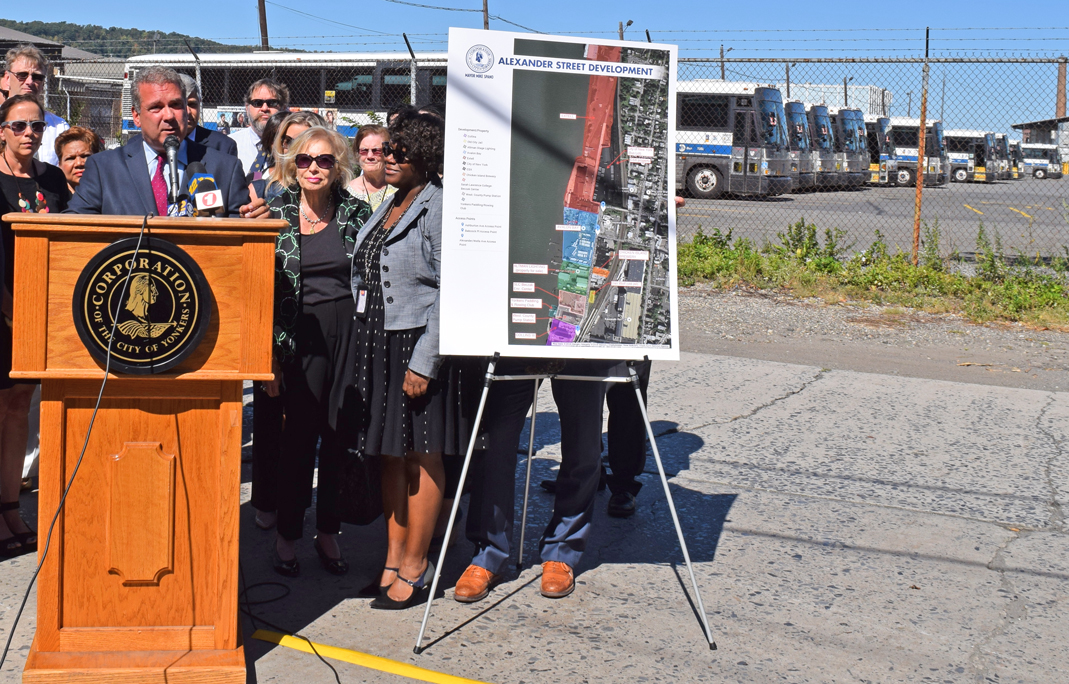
[{"xmin": 441, "ymin": 29, "xmax": 678, "ymax": 360}]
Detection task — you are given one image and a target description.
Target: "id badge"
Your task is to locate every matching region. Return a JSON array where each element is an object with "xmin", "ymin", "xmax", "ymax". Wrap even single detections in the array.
[{"xmin": 355, "ymin": 289, "xmax": 368, "ymax": 319}]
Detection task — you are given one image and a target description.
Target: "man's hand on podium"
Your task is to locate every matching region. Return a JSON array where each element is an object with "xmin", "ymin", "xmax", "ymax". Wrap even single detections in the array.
[{"xmin": 239, "ymin": 196, "xmax": 270, "ymax": 219}]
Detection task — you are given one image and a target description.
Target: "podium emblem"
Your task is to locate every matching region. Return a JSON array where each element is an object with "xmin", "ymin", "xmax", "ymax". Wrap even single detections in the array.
[{"xmin": 72, "ymin": 237, "xmax": 212, "ymax": 374}]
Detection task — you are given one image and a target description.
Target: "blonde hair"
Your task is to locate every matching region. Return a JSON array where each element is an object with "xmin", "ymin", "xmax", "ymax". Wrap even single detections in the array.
[{"xmin": 275, "ymin": 127, "xmax": 354, "ymax": 191}]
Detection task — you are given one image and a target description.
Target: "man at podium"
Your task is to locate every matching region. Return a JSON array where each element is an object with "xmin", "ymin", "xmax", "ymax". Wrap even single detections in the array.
[{"xmin": 66, "ymin": 66, "xmax": 252, "ymax": 218}]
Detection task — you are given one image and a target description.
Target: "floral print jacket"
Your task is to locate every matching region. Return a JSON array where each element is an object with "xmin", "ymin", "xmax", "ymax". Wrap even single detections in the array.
[{"xmin": 270, "ymin": 185, "xmax": 373, "ymax": 362}]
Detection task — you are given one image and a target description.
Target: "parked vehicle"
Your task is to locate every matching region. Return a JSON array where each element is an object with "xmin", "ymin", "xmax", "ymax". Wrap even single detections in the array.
[
  {"xmin": 944, "ymin": 130, "xmax": 996, "ymax": 183},
  {"xmin": 863, "ymin": 116, "xmax": 898, "ymax": 185},
  {"xmin": 1020, "ymin": 143, "xmax": 1064, "ymax": 179},
  {"xmin": 888, "ymin": 117, "xmax": 948, "ymax": 186},
  {"xmin": 785, "ymin": 101, "xmax": 816, "ymax": 191},
  {"xmin": 1008, "ymin": 140, "xmax": 1023, "ymax": 179},
  {"xmin": 993, "ymin": 134, "xmax": 1012, "ymax": 180},
  {"xmin": 806, "ymin": 104, "xmax": 842, "ymax": 190},
  {"xmin": 828, "ymin": 108, "xmax": 867, "ymax": 189},
  {"xmin": 676, "ymin": 81, "xmax": 793, "ymax": 198}
]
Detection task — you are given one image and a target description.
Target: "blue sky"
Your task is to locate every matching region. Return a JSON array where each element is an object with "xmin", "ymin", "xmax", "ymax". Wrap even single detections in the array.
[{"xmin": 5, "ymin": 1, "xmax": 1068, "ymax": 58}]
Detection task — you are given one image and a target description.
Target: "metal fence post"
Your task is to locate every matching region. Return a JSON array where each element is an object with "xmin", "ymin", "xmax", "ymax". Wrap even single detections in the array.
[{"xmin": 912, "ymin": 28, "xmax": 930, "ymax": 266}]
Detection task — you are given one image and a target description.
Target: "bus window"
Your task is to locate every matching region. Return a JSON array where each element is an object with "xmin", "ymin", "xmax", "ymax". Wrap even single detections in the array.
[
  {"xmin": 381, "ymin": 70, "xmax": 411, "ymax": 109},
  {"xmin": 428, "ymin": 70, "xmax": 447, "ymax": 103},
  {"xmin": 892, "ymin": 129, "xmax": 918, "ymax": 148},
  {"xmin": 276, "ymin": 68, "xmax": 320, "ymax": 107},
  {"xmin": 678, "ymin": 94, "xmax": 729, "ymax": 130},
  {"xmin": 757, "ymin": 99, "xmax": 784, "ymax": 148},
  {"xmin": 328, "ymin": 70, "xmax": 373, "ymax": 108}
]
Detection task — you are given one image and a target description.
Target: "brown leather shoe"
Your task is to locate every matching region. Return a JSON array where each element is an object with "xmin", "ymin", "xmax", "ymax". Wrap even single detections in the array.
[
  {"xmin": 454, "ymin": 565, "xmax": 499, "ymax": 603},
  {"xmin": 540, "ymin": 561, "xmax": 575, "ymax": 598}
]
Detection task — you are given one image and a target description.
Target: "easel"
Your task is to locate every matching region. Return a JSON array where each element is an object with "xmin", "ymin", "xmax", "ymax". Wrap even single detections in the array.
[{"xmin": 414, "ymin": 353, "xmax": 716, "ymax": 653}]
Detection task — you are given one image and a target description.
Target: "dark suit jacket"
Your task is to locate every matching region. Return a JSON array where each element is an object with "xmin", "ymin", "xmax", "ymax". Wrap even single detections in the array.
[
  {"xmin": 191, "ymin": 125, "xmax": 239, "ymax": 157},
  {"xmin": 66, "ymin": 138, "xmax": 249, "ymax": 217}
]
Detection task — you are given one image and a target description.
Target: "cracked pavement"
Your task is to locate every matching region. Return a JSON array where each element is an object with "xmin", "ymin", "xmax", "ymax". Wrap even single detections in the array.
[{"xmin": 1, "ymin": 349, "xmax": 1066, "ymax": 683}]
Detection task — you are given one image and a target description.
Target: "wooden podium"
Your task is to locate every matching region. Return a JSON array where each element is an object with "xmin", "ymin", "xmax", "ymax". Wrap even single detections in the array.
[{"xmin": 5, "ymin": 214, "xmax": 286, "ymax": 683}]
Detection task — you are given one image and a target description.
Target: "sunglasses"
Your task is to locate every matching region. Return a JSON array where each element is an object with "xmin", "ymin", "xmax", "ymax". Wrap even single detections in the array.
[
  {"xmin": 7, "ymin": 70, "xmax": 45, "ymax": 85},
  {"xmin": 357, "ymin": 146, "xmax": 383, "ymax": 157},
  {"xmin": 382, "ymin": 141, "xmax": 407, "ymax": 164},
  {"xmin": 1, "ymin": 120, "xmax": 46, "ymax": 135},
  {"xmin": 294, "ymin": 153, "xmax": 336, "ymax": 170},
  {"xmin": 247, "ymin": 98, "xmax": 282, "ymax": 109}
]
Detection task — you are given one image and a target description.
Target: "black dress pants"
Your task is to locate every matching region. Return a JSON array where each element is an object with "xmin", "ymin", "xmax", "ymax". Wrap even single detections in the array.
[
  {"xmin": 251, "ymin": 383, "xmax": 284, "ymax": 512},
  {"xmin": 275, "ymin": 298, "xmax": 353, "ymax": 541},
  {"xmin": 605, "ymin": 359, "xmax": 652, "ymax": 497}
]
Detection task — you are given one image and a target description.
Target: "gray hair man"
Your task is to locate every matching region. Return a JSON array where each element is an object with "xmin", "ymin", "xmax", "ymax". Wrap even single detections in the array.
[
  {"xmin": 177, "ymin": 73, "xmax": 237, "ymax": 156},
  {"xmin": 0, "ymin": 44, "xmax": 70, "ymax": 165},
  {"xmin": 228, "ymin": 77, "xmax": 289, "ymax": 178}
]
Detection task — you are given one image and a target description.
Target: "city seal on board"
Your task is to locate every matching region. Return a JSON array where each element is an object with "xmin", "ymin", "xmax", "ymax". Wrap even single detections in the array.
[
  {"xmin": 466, "ymin": 44, "xmax": 494, "ymax": 73},
  {"xmin": 72, "ymin": 236, "xmax": 212, "ymax": 375}
]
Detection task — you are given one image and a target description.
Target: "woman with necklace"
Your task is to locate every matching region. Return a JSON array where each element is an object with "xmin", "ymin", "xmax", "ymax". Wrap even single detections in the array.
[
  {"xmin": 263, "ymin": 126, "xmax": 373, "ymax": 577},
  {"xmin": 349, "ymin": 110, "xmax": 476, "ymax": 610},
  {"xmin": 346, "ymin": 125, "xmax": 395, "ymax": 211},
  {"xmin": 0, "ymin": 94, "xmax": 69, "ymax": 558}
]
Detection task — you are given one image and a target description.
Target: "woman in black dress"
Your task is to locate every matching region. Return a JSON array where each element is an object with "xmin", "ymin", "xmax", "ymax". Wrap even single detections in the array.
[
  {"xmin": 349, "ymin": 110, "xmax": 472, "ymax": 610},
  {"xmin": 0, "ymin": 94, "xmax": 70, "ymax": 557},
  {"xmin": 263, "ymin": 126, "xmax": 373, "ymax": 576}
]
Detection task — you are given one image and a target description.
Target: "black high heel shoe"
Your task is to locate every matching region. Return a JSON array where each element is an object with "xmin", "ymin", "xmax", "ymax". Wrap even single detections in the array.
[
  {"xmin": 314, "ymin": 536, "xmax": 348, "ymax": 576},
  {"xmin": 272, "ymin": 543, "xmax": 300, "ymax": 578},
  {"xmin": 358, "ymin": 566, "xmax": 399, "ymax": 597},
  {"xmin": 1, "ymin": 501, "xmax": 35, "ymax": 554},
  {"xmin": 370, "ymin": 561, "xmax": 434, "ymax": 610}
]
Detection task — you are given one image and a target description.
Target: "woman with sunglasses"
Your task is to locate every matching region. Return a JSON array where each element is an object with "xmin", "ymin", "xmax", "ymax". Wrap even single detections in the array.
[
  {"xmin": 0, "ymin": 94, "xmax": 70, "ymax": 558},
  {"xmin": 348, "ymin": 110, "xmax": 476, "ymax": 610},
  {"xmin": 262, "ymin": 126, "xmax": 373, "ymax": 577},
  {"xmin": 346, "ymin": 125, "xmax": 396, "ymax": 211}
]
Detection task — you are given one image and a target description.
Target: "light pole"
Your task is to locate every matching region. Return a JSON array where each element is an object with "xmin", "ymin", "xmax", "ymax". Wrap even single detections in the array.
[
  {"xmin": 618, "ymin": 19, "xmax": 633, "ymax": 40},
  {"xmin": 843, "ymin": 75, "xmax": 853, "ymax": 107},
  {"xmin": 720, "ymin": 45, "xmax": 733, "ymax": 80},
  {"xmin": 786, "ymin": 62, "xmax": 796, "ymax": 99}
]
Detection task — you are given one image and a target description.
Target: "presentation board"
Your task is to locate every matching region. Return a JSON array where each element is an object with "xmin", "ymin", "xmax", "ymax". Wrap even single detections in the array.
[{"xmin": 440, "ymin": 28, "xmax": 679, "ymax": 360}]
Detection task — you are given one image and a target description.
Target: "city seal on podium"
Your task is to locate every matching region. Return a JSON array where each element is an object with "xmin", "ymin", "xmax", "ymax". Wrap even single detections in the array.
[{"xmin": 72, "ymin": 236, "xmax": 212, "ymax": 374}]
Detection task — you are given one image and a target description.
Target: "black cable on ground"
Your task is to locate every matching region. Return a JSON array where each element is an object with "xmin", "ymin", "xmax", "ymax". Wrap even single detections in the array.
[{"xmin": 0, "ymin": 217, "xmax": 150, "ymax": 672}]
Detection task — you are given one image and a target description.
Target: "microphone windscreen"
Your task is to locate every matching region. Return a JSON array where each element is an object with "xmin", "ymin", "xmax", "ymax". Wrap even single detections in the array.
[{"xmin": 164, "ymin": 135, "xmax": 181, "ymax": 150}]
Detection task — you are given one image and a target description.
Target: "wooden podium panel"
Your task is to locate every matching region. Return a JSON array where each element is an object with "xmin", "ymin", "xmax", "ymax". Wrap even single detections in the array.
[{"xmin": 4, "ymin": 215, "xmax": 286, "ymax": 683}]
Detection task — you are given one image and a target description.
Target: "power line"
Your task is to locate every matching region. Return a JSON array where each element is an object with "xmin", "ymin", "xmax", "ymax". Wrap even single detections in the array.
[
  {"xmin": 489, "ymin": 15, "xmax": 542, "ymax": 33},
  {"xmin": 379, "ymin": 0, "xmax": 480, "ymax": 10},
  {"xmin": 264, "ymin": 1, "xmax": 393, "ymax": 35}
]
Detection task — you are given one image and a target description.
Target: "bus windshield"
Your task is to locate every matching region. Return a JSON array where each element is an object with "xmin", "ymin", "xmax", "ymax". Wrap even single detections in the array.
[
  {"xmin": 757, "ymin": 98, "xmax": 787, "ymax": 149},
  {"xmin": 878, "ymin": 119, "xmax": 896, "ymax": 155},
  {"xmin": 932, "ymin": 123, "xmax": 946, "ymax": 155},
  {"xmin": 786, "ymin": 106, "xmax": 809, "ymax": 151},
  {"xmin": 984, "ymin": 134, "xmax": 996, "ymax": 158},
  {"xmin": 852, "ymin": 114, "xmax": 867, "ymax": 153},
  {"xmin": 839, "ymin": 116, "xmax": 858, "ymax": 152},
  {"xmin": 813, "ymin": 113, "xmax": 834, "ymax": 150}
]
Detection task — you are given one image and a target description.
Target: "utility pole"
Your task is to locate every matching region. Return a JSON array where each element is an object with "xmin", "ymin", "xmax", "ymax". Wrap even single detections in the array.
[
  {"xmin": 720, "ymin": 44, "xmax": 726, "ymax": 80},
  {"xmin": 1057, "ymin": 56, "xmax": 1067, "ymax": 117},
  {"xmin": 843, "ymin": 76, "xmax": 852, "ymax": 107},
  {"xmin": 907, "ymin": 91, "xmax": 912, "ymax": 117},
  {"xmin": 257, "ymin": 0, "xmax": 270, "ymax": 51},
  {"xmin": 912, "ymin": 27, "xmax": 930, "ymax": 267},
  {"xmin": 619, "ymin": 22, "xmax": 624, "ymax": 40},
  {"xmin": 483, "ymin": 0, "xmax": 489, "ymax": 30}
]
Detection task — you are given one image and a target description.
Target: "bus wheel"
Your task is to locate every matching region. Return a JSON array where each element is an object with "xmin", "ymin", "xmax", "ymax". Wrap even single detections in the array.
[
  {"xmin": 687, "ymin": 166, "xmax": 724, "ymax": 199},
  {"xmin": 953, "ymin": 168, "xmax": 968, "ymax": 182},
  {"xmin": 896, "ymin": 168, "xmax": 915, "ymax": 186},
  {"xmin": 1034, "ymin": 168, "xmax": 1047, "ymax": 180}
]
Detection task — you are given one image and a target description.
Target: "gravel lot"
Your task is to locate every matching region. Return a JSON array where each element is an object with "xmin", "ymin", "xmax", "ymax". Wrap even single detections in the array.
[{"xmin": 679, "ymin": 283, "xmax": 1069, "ymax": 392}]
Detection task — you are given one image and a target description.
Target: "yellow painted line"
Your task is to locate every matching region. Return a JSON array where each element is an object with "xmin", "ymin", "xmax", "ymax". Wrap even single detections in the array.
[
  {"xmin": 1008, "ymin": 207, "xmax": 1033, "ymax": 219},
  {"xmin": 963, "ymin": 204, "xmax": 983, "ymax": 215},
  {"xmin": 252, "ymin": 630, "xmax": 492, "ymax": 684}
]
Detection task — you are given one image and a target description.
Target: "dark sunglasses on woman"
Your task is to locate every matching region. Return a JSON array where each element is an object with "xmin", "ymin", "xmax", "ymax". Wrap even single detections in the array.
[
  {"xmin": 1, "ymin": 120, "xmax": 47, "ymax": 135},
  {"xmin": 381, "ymin": 141, "xmax": 407, "ymax": 164},
  {"xmin": 294, "ymin": 153, "xmax": 336, "ymax": 170}
]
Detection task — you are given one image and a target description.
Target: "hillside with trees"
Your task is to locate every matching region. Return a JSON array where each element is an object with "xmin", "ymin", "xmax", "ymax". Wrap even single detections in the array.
[{"xmin": 0, "ymin": 19, "xmax": 258, "ymax": 58}]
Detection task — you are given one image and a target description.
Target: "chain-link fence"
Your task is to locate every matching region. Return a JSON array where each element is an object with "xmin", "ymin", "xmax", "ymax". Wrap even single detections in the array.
[{"xmin": 47, "ymin": 53, "xmax": 1069, "ymax": 258}]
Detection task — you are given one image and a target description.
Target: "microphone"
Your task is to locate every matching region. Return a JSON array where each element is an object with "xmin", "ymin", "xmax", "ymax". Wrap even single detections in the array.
[
  {"xmin": 184, "ymin": 162, "xmax": 224, "ymax": 217},
  {"xmin": 164, "ymin": 135, "xmax": 181, "ymax": 204}
]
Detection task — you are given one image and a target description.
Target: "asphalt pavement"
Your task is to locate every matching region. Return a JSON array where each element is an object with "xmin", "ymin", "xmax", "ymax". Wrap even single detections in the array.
[{"xmin": 677, "ymin": 177, "xmax": 1069, "ymax": 256}]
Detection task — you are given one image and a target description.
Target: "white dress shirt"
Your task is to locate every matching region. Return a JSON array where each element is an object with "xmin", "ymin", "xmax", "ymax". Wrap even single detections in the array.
[
  {"xmin": 36, "ymin": 111, "xmax": 70, "ymax": 166},
  {"xmin": 143, "ymin": 139, "xmax": 189, "ymax": 212},
  {"xmin": 228, "ymin": 126, "xmax": 260, "ymax": 176}
]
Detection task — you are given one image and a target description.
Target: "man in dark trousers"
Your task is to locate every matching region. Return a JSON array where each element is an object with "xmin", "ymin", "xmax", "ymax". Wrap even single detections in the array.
[
  {"xmin": 455, "ymin": 359, "xmax": 624, "ymax": 603},
  {"xmin": 67, "ymin": 66, "xmax": 255, "ymax": 217}
]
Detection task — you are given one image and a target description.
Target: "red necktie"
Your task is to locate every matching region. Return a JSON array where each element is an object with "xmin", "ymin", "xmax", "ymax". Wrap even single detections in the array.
[{"xmin": 151, "ymin": 154, "xmax": 168, "ymax": 216}]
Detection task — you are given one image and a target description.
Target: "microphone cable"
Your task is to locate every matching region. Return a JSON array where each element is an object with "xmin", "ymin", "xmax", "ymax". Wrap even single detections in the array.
[{"xmin": 0, "ymin": 216, "xmax": 150, "ymax": 673}]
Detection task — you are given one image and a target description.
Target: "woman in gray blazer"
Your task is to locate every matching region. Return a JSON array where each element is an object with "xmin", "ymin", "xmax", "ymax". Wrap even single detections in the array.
[{"xmin": 348, "ymin": 110, "xmax": 473, "ymax": 609}]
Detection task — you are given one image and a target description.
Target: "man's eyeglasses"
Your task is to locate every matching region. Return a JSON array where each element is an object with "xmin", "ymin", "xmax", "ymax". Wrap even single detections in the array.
[
  {"xmin": 7, "ymin": 70, "xmax": 45, "ymax": 85},
  {"xmin": 357, "ymin": 146, "xmax": 384, "ymax": 157},
  {"xmin": 247, "ymin": 98, "xmax": 282, "ymax": 109},
  {"xmin": 294, "ymin": 153, "xmax": 336, "ymax": 170},
  {"xmin": 382, "ymin": 141, "xmax": 407, "ymax": 164},
  {"xmin": 0, "ymin": 120, "xmax": 46, "ymax": 136}
]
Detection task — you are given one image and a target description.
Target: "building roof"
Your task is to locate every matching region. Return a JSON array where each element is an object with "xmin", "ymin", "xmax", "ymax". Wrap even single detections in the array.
[
  {"xmin": 1011, "ymin": 116, "xmax": 1069, "ymax": 130},
  {"xmin": 0, "ymin": 25, "xmax": 62, "ymax": 46},
  {"xmin": 0, "ymin": 25, "xmax": 103, "ymax": 62}
]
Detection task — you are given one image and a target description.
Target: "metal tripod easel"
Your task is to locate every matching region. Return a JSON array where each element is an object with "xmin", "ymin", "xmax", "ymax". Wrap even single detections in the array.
[{"xmin": 414, "ymin": 353, "xmax": 716, "ymax": 653}]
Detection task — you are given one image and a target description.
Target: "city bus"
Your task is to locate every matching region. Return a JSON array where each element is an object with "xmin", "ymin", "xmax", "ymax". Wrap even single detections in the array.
[
  {"xmin": 829, "ymin": 108, "xmax": 867, "ymax": 189},
  {"xmin": 888, "ymin": 117, "xmax": 948, "ymax": 186},
  {"xmin": 121, "ymin": 51, "xmax": 448, "ymax": 136},
  {"xmin": 676, "ymin": 81, "xmax": 793, "ymax": 198},
  {"xmin": 1008, "ymin": 141, "xmax": 1023, "ymax": 179},
  {"xmin": 784, "ymin": 101, "xmax": 816, "ymax": 191},
  {"xmin": 1020, "ymin": 143, "xmax": 1064, "ymax": 179},
  {"xmin": 993, "ymin": 133, "xmax": 1012, "ymax": 180},
  {"xmin": 943, "ymin": 130, "xmax": 995, "ymax": 183},
  {"xmin": 806, "ymin": 104, "xmax": 842, "ymax": 190},
  {"xmin": 863, "ymin": 115, "xmax": 897, "ymax": 185}
]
